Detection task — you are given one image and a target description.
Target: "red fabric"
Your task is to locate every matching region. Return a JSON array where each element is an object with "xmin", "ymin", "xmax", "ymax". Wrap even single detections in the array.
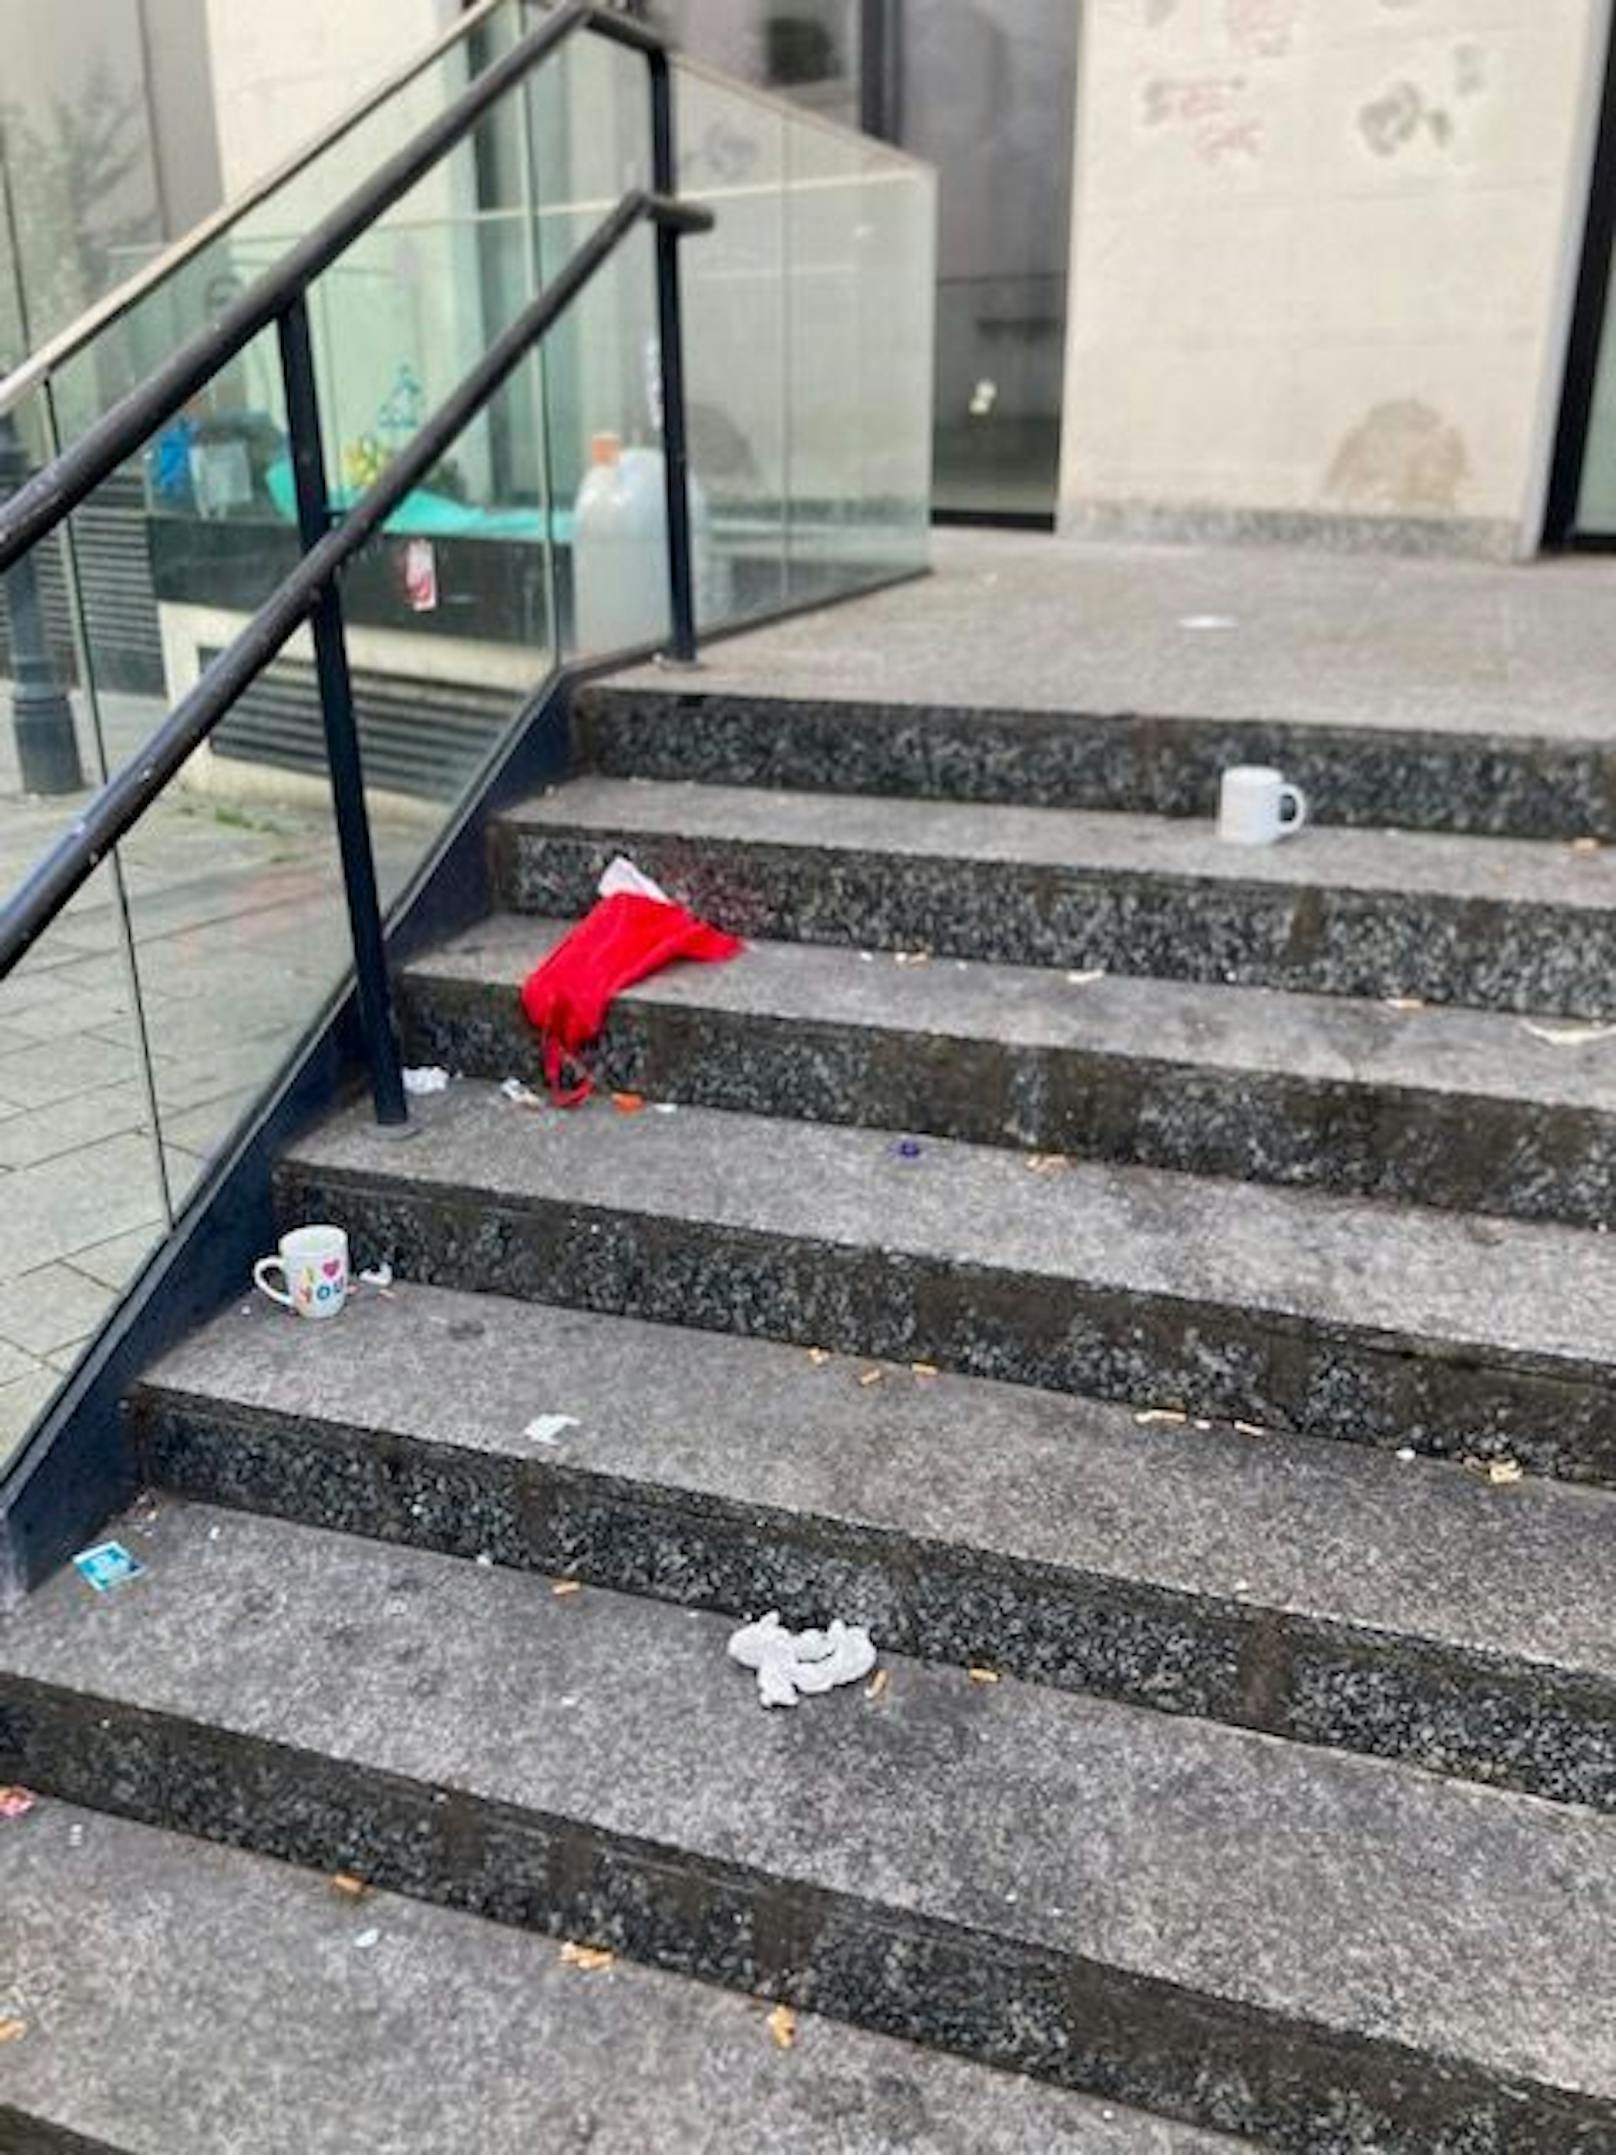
[{"xmin": 520, "ymin": 892, "xmax": 742, "ymax": 1104}]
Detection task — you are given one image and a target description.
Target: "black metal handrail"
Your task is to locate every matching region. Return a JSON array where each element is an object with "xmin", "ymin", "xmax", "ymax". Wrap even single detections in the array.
[{"xmin": 0, "ymin": 1, "xmax": 711, "ymax": 1129}]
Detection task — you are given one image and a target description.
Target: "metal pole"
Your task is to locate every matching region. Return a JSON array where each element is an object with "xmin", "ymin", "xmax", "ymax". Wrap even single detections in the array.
[
  {"xmin": 276, "ymin": 295, "xmax": 408, "ymax": 1127},
  {"xmin": 648, "ymin": 48, "xmax": 700, "ymax": 666},
  {"xmin": 0, "ymin": 415, "xmax": 84, "ymax": 793},
  {"xmin": 0, "ymin": 109, "xmax": 83, "ymax": 795}
]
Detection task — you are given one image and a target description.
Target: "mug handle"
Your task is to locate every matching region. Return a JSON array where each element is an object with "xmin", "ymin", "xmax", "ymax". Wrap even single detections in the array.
[
  {"xmin": 253, "ymin": 1256, "xmax": 293, "ymax": 1309},
  {"xmin": 1278, "ymin": 783, "xmax": 1309, "ymax": 836}
]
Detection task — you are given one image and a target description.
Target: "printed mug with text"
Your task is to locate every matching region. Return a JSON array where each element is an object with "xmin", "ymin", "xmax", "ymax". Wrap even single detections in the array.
[
  {"xmin": 1217, "ymin": 765, "xmax": 1309, "ymax": 846},
  {"xmin": 254, "ymin": 1224, "xmax": 350, "ymax": 1320}
]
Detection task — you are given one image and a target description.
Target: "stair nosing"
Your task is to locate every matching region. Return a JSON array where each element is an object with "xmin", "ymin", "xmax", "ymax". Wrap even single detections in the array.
[
  {"xmin": 133, "ymin": 1284, "xmax": 1616, "ymax": 1696},
  {"xmin": 401, "ymin": 913, "xmax": 1616, "ymax": 1117},
  {"xmin": 6, "ymin": 1802, "xmax": 1254, "ymax": 2155},
  {"xmin": 498, "ymin": 775, "xmax": 1616, "ymax": 912},
  {"xmin": 277, "ymin": 1082, "xmax": 1616, "ymax": 1384}
]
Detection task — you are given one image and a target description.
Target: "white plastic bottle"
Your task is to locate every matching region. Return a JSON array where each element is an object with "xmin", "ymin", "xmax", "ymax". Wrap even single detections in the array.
[{"xmin": 572, "ymin": 430, "xmax": 721, "ymax": 652}]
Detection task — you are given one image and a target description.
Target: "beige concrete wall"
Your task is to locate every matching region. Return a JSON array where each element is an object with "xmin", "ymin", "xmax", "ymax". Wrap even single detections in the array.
[
  {"xmin": 141, "ymin": 0, "xmax": 224, "ymax": 233},
  {"xmin": 202, "ymin": 0, "xmax": 457, "ymax": 198},
  {"xmin": 1058, "ymin": 0, "xmax": 1605, "ymax": 553}
]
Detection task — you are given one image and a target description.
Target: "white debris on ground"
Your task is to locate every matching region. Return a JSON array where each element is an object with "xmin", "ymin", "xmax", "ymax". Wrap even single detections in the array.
[
  {"xmin": 500, "ymin": 1075, "xmax": 543, "ymax": 1106},
  {"xmin": 523, "ymin": 1413, "xmax": 578, "ymax": 1446},
  {"xmin": 727, "ymin": 1610, "xmax": 878, "ymax": 1709},
  {"xmin": 1520, "ymin": 1019, "xmax": 1616, "ymax": 1047},
  {"xmin": 358, "ymin": 1262, "xmax": 394, "ymax": 1288},
  {"xmin": 402, "ymin": 1065, "xmax": 451, "ymax": 1095},
  {"xmin": 598, "ymin": 854, "xmax": 671, "ymax": 904}
]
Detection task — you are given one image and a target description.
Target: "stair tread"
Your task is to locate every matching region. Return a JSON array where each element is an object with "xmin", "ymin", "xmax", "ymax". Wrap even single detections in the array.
[
  {"xmin": 3, "ymin": 1497, "xmax": 1612, "ymax": 2108},
  {"xmin": 143, "ymin": 1283, "xmax": 1616, "ymax": 1688},
  {"xmin": 408, "ymin": 913, "xmax": 1616, "ymax": 1112},
  {"xmin": 0, "ymin": 1803, "xmax": 1240, "ymax": 2155},
  {"xmin": 505, "ymin": 775, "xmax": 1616, "ymax": 911},
  {"xmin": 284, "ymin": 1081, "xmax": 1616, "ymax": 1375}
]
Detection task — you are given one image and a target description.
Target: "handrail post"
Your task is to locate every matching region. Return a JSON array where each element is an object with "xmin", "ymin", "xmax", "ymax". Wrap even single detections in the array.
[
  {"xmin": 276, "ymin": 295, "xmax": 408, "ymax": 1127},
  {"xmin": 648, "ymin": 49, "xmax": 700, "ymax": 666}
]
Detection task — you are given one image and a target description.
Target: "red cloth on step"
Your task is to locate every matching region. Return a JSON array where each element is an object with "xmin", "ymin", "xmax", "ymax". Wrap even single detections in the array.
[{"xmin": 520, "ymin": 892, "xmax": 742, "ymax": 1105}]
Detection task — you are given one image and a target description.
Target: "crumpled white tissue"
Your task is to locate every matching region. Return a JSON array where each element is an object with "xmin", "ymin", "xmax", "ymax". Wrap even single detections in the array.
[
  {"xmin": 727, "ymin": 1610, "xmax": 877, "ymax": 1709},
  {"xmin": 598, "ymin": 854, "xmax": 672, "ymax": 905}
]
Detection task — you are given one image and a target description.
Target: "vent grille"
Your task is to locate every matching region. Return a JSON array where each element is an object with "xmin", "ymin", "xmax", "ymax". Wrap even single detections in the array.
[
  {"xmin": 205, "ymin": 650, "xmax": 521, "ymax": 801},
  {"xmin": 0, "ymin": 473, "xmax": 164, "ymax": 695}
]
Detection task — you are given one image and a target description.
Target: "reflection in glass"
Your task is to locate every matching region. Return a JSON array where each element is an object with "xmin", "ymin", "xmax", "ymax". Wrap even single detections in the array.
[
  {"xmin": 891, "ymin": 0, "xmax": 1075, "ymax": 519},
  {"xmin": 0, "ymin": 4, "xmax": 934, "ymax": 1473}
]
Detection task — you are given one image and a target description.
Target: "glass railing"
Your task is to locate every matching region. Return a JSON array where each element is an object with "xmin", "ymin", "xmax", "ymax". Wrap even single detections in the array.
[{"xmin": 0, "ymin": 1, "xmax": 934, "ymax": 1472}]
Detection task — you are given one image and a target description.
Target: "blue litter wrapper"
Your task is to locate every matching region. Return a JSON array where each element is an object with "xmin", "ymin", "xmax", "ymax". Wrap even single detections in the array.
[{"xmin": 73, "ymin": 1541, "xmax": 144, "ymax": 1593}]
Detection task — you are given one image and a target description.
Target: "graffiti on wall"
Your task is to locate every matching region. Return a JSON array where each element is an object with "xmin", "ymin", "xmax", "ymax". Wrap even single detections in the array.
[
  {"xmin": 1224, "ymin": 0, "xmax": 1297, "ymax": 60},
  {"xmin": 1141, "ymin": 74, "xmax": 1265, "ymax": 165}
]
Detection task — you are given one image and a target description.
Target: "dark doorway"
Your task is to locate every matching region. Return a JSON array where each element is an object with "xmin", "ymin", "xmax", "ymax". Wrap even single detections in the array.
[
  {"xmin": 1543, "ymin": 4, "xmax": 1616, "ymax": 548},
  {"xmin": 647, "ymin": 0, "xmax": 1078, "ymax": 528}
]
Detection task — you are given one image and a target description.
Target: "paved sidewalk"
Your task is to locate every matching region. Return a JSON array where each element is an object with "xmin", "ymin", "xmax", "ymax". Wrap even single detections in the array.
[{"xmin": 0, "ymin": 688, "xmax": 421, "ymax": 1466}]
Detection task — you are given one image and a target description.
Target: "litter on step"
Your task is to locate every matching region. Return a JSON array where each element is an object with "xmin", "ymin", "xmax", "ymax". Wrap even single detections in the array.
[
  {"xmin": 728, "ymin": 1610, "xmax": 878, "ymax": 1709},
  {"xmin": 520, "ymin": 855, "xmax": 741, "ymax": 1106}
]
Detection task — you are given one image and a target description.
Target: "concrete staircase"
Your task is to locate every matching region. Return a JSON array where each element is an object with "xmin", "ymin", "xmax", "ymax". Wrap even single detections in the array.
[{"xmin": 5, "ymin": 677, "xmax": 1616, "ymax": 2150}]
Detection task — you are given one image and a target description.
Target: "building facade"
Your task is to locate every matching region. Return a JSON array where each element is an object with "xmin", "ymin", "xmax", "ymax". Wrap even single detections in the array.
[
  {"xmin": 662, "ymin": 0, "xmax": 1616, "ymax": 559},
  {"xmin": 6, "ymin": 0, "xmax": 1616, "ymax": 559},
  {"xmin": 1059, "ymin": 0, "xmax": 1610, "ymax": 560}
]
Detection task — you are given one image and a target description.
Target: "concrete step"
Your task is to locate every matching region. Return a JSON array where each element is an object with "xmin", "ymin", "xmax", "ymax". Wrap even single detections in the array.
[
  {"xmin": 2, "ymin": 1500, "xmax": 1611, "ymax": 2153},
  {"xmin": 137, "ymin": 1282, "xmax": 1616, "ymax": 1812},
  {"xmin": 1, "ymin": 1803, "xmax": 1243, "ymax": 2155},
  {"xmin": 493, "ymin": 777, "xmax": 1616, "ymax": 1018},
  {"xmin": 277, "ymin": 1082, "xmax": 1616, "ymax": 1485},
  {"xmin": 574, "ymin": 680, "xmax": 1616, "ymax": 840},
  {"xmin": 398, "ymin": 914, "xmax": 1616, "ymax": 1228}
]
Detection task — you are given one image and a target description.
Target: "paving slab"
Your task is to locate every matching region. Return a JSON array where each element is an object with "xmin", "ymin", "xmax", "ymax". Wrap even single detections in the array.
[
  {"xmin": 0, "ymin": 1085, "xmax": 150, "ymax": 1174},
  {"xmin": 0, "ymin": 1267, "xmax": 116, "ymax": 1359},
  {"xmin": 64, "ymin": 1227, "xmax": 163, "ymax": 1294},
  {"xmin": 140, "ymin": 1282, "xmax": 1616, "ymax": 1807},
  {"xmin": 0, "ymin": 1369, "xmax": 58, "ymax": 1467},
  {"xmin": 0, "ymin": 1499, "xmax": 1611, "ymax": 2152},
  {"xmin": 0, "ymin": 1133, "xmax": 169, "ymax": 1278}
]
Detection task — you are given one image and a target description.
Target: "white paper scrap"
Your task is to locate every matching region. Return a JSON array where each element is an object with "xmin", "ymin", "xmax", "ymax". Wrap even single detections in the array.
[
  {"xmin": 524, "ymin": 1413, "xmax": 579, "ymax": 1446},
  {"xmin": 598, "ymin": 854, "xmax": 671, "ymax": 905},
  {"xmin": 1520, "ymin": 1020, "xmax": 1616, "ymax": 1047}
]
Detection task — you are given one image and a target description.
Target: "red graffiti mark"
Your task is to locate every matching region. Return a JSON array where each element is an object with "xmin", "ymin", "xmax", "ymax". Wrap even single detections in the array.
[
  {"xmin": 1225, "ymin": 0, "xmax": 1296, "ymax": 58},
  {"xmin": 1196, "ymin": 116, "xmax": 1264, "ymax": 164},
  {"xmin": 1142, "ymin": 74, "xmax": 1246, "ymax": 127}
]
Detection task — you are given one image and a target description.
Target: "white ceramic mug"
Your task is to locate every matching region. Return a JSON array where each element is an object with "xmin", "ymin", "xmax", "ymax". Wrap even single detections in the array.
[
  {"xmin": 254, "ymin": 1224, "xmax": 350, "ymax": 1320},
  {"xmin": 1217, "ymin": 765, "xmax": 1308, "ymax": 845}
]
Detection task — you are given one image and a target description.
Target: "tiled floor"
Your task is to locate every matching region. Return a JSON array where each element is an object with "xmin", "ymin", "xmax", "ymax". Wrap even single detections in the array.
[{"xmin": 0, "ymin": 688, "xmax": 421, "ymax": 1466}]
